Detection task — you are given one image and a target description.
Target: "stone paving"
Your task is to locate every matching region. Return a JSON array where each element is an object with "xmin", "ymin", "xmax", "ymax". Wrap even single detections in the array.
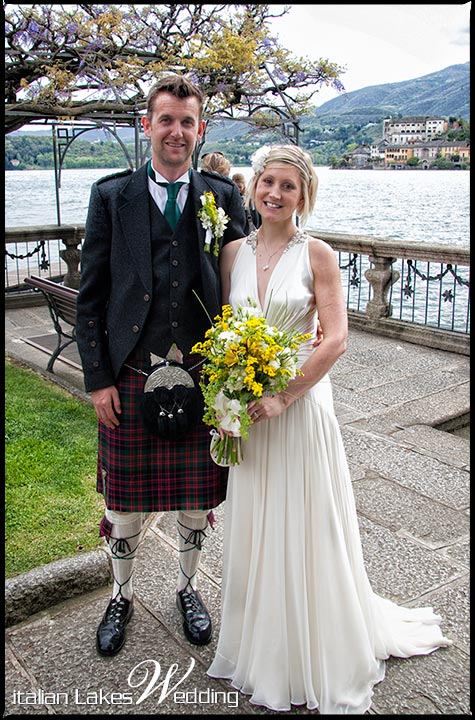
[{"xmin": 4, "ymin": 304, "xmax": 470, "ymax": 715}]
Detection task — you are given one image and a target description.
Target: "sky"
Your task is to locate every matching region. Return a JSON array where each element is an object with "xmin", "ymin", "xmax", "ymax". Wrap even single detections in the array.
[{"xmin": 268, "ymin": 3, "xmax": 471, "ymax": 106}]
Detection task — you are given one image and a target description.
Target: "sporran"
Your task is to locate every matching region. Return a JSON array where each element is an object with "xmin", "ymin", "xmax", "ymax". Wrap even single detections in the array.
[{"xmin": 138, "ymin": 361, "xmax": 203, "ymax": 440}]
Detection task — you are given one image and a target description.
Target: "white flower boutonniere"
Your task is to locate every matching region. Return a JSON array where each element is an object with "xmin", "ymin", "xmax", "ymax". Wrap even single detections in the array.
[{"xmin": 198, "ymin": 191, "xmax": 229, "ymax": 257}]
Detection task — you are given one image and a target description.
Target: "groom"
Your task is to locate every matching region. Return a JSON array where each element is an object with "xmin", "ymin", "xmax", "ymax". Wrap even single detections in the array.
[{"xmin": 76, "ymin": 74, "xmax": 247, "ymax": 656}]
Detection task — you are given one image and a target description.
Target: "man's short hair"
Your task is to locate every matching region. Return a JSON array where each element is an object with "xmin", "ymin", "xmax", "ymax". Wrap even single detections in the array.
[{"xmin": 146, "ymin": 74, "xmax": 204, "ymax": 118}]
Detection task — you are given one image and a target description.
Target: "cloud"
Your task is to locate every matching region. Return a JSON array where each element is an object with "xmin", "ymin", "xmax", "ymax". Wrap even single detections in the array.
[{"xmin": 269, "ymin": 4, "xmax": 470, "ymax": 104}]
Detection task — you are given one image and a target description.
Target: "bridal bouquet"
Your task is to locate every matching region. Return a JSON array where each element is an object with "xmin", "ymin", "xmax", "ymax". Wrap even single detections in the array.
[{"xmin": 191, "ymin": 300, "xmax": 311, "ymax": 466}]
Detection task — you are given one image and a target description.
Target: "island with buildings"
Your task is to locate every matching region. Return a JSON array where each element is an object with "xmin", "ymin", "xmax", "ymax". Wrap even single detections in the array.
[{"xmin": 335, "ymin": 116, "xmax": 470, "ymax": 169}]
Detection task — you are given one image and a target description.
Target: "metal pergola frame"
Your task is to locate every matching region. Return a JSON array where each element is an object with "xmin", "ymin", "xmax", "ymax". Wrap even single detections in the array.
[
  {"xmin": 11, "ymin": 77, "xmax": 301, "ymax": 226},
  {"xmin": 41, "ymin": 110, "xmax": 210, "ymax": 226},
  {"xmin": 51, "ymin": 109, "xmax": 150, "ymax": 225}
]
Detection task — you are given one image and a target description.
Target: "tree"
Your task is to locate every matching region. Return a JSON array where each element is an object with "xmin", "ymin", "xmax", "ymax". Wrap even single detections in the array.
[
  {"xmin": 446, "ymin": 118, "xmax": 470, "ymax": 142},
  {"xmin": 5, "ymin": 4, "xmax": 345, "ymax": 134}
]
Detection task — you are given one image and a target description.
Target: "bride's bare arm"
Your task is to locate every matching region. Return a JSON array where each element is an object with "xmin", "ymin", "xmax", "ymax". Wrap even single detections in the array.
[
  {"xmin": 220, "ymin": 238, "xmax": 244, "ymax": 304},
  {"xmin": 249, "ymin": 238, "xmax": 347, "ymax": 420}
]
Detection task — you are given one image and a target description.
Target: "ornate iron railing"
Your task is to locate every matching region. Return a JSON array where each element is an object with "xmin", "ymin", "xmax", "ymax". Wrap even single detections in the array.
[
  {"xmin": 5, "ymin": 225, "xmax": 470, "ymax": 354},
  {"xmin": 5, "ymin": 225, "xmax": 83, "ymax": 292},
  {"xmin": 309, "ymin": 231, "xmax": 469, "ymax": 354}
]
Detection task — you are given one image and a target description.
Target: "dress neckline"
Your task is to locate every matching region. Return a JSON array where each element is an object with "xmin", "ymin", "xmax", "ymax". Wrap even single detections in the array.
[
  {"xmin": 246, "ymin": 228, "xmax": 307, "ymax": 256},
  {"xmin": 245, "ymin": 228, "xmax": 307, "ymax": 311}
]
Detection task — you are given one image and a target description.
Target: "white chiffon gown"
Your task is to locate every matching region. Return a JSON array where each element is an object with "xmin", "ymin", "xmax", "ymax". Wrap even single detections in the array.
[{"xmin": 207, "ymin": 231, "xmax": 452, "ymax": 714}]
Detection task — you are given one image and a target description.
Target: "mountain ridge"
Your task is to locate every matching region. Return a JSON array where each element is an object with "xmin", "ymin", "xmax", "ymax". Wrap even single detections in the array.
[{"xmin": 313, "ymin": 62, "xmax": 470, "ymax": 120}]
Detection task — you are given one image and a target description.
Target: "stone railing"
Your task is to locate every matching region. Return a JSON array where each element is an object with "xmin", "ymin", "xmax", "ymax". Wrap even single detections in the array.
[
  {"xmin": 5, "ymin": 224, "xmax": 84, "ymax": 295},
  {"xmin": 5, "ymin": 225, "xmax": 470, "ymax": 355},
  {"xmin": 308, "ymin": 230, "xmax": 470, "ymax": 355}
]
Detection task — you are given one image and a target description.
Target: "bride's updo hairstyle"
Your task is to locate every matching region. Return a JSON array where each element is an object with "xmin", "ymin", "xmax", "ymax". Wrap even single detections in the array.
[{"xmin": 246, "ymin": 144, "xmax": 318, "ymax": 225}]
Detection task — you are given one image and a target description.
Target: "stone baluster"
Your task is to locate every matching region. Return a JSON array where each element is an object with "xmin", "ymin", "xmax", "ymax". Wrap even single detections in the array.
[
  {"xmin": 60, "ymin": 234, "xmax": 82, "ymax": 289},
  {"xmin": 364, "ymin": 256, "xmax": 400, "ymax": 319}
]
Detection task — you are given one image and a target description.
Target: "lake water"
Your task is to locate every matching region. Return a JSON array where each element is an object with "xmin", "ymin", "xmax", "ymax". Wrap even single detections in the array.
[
  {"xmin": 5, "ymin": 166, "xmax": 470, "ymax": 247},
  {"xmin": 5, "ymin": 166, "xmax": 470, "ymax": 335}
]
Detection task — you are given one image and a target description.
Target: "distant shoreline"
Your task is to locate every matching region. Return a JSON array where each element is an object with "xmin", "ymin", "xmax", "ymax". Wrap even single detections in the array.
[
  {"xmin": 7, "ymin": 164, "xmax": 469, "ymax": 172},
  {"xmin": 331, "ymin": 166, "xmax": 468, "ymax": 171}
]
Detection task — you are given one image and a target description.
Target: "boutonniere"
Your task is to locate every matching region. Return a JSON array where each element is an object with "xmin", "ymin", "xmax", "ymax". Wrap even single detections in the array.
[{"xmin": 198, "ymin": 191, "xmax": 229, "ymax": 256}]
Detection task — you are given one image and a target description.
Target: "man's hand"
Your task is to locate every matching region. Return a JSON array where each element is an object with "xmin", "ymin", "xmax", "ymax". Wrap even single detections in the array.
[
  {"xmin": 91, "ymin": 386, "xmax": 121, "ymax": 428},
  {"xmin": 313, "ymin": 320, "xmax": 323, "ymax": 347}
]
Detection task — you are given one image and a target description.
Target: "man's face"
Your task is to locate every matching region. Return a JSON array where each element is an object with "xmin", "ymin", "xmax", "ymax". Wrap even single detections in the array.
[{"xmin": 142, "ymin": 92, "xmax": 206, "ymax": 177}]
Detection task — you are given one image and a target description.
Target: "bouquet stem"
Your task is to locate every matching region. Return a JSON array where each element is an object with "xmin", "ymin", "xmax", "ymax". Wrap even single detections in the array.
[{"xmin": 210, "ymin": 430, "xmax": 243, "ymax": 466}]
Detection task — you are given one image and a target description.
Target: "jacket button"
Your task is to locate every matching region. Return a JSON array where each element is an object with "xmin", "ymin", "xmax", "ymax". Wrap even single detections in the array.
[
  {"xmin": 171, "ymin": 301, "xmax": 178, "ymax": 309},
  {"xmin": 172, "ymin": 240, "xmax": 178, "ymax": 247},
  {"xmin": 172, "ymin": 280, "xmax": 179, "ymax": 288},
  {"xmin": 132, "ymin": 325, "xmax": 140, "ymax": 333},
  {"xmin": 88, "ymin": 320, "xmax": 95, "ymax": 327},
  {"xmin": 171, "ymin": 321, "xmax": 178, "ymax": 328},
  {"xmin": 93, "ymin": 361, "xmax": 99, "ymax": 368},
  {"xmin": 171, "ymin": 259, "xmax": 179, "ymax": 267},
  {"xmin": 143, "ymin": 294, "xmax": 150, "ymax": 302},
  {"xmin": 89, "ymin": 340, "xmax": 97, "ymax": 347}
]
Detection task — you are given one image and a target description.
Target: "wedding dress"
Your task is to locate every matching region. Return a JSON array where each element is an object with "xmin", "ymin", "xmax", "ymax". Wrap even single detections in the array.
[{"xmin": 207, "ymin": 230, "xmax": 452, "ymax": 714}]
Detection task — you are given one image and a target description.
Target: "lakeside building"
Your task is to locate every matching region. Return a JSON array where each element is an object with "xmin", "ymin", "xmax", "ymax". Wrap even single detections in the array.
[
  {"xmin": 384, "ymin": 139, "xmax": 470, "ymax": 169},
  {"xmin": 383, "ymin": 116, "xmax": 448, "ymax": 144},
  {"xmin": 342, "ymin": 116, "xmax": 469, "ymax": 169}
]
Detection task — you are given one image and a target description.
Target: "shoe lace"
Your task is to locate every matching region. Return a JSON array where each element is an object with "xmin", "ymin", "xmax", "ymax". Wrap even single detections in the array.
[
  {"xmin": 106, "ymin": 597, "xmax": 129, "ymax": 624},
  {"xmin": 177, "ymin": 521, "xmax": 208, "ymax": 551},
  {"xmin": 181, "ymin": 592, "xmax": 203, "ymax": 614}
]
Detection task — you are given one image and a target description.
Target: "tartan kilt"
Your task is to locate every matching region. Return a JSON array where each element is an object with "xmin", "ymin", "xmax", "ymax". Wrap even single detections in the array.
[{"xmin": 96, "ymin": 359, "xmax": 228, "ymax": 512}]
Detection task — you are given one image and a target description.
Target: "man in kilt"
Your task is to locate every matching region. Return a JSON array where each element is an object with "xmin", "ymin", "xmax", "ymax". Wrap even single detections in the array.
[{"xmin": 76, "ymin": 74, "xmax": 247, "ymax": 656}]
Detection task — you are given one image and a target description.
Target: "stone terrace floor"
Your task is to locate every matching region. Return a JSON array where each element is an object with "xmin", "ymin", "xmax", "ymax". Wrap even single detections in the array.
[{"xmin": 5, "ymin": 303, "xmax": 470, "ymax": 715}]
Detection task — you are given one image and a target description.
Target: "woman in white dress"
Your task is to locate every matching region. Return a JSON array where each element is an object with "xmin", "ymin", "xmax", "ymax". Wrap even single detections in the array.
[{"xmin": 207, "ymin": 144, "xmax": 452, "ymax": 714}]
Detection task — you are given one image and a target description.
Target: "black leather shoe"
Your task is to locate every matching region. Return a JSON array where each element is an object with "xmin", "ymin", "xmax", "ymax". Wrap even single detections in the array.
[
  {"xmin": 176, "ymin": 589, "xmax": 212, "ymax": 645},
  {"xmin": 96, "ymin": 596, "xmax": 134, "ymax": 656}
]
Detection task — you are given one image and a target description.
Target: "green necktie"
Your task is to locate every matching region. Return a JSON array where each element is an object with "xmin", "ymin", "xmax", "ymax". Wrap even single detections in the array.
[
  {"xmin": 160, "ymin": 181, "xmax": 184, "ymax": 230},
  {"xmin": 147, "ymin": 162, "xmax": 184, "ymax": 230}
]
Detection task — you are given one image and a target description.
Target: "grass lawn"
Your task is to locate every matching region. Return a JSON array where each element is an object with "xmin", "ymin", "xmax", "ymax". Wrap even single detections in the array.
[{"xmin": 5, "ymin": 357, "xmax": 104, "ymax": 578}]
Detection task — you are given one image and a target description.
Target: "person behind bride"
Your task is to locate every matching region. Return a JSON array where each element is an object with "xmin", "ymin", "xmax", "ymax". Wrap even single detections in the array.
[
  {"xmin": 231, "ymin": 172, "xmax": 261, "ymax": 232},
  {"xmin": 200, "ymin": 150, "xmax": 231, "ymax": 177},
  {"xmin": 207, "ymin": 144, "xmax": 452, "ymax": 714}
]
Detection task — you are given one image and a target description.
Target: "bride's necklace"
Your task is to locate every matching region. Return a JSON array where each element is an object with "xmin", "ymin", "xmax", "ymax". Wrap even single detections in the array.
[
  {"xmin": 258, "ymin": 231, "xmax": 295, "ymax": 271},
  {"xmin": 247, "ymin": 228, "xmax": 306, "ymax": 267}
]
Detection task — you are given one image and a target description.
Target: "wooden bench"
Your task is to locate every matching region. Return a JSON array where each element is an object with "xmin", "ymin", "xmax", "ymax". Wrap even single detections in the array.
[{"xmin": 24, "ymin": 275, "xmax": 79, "ymax": 373}]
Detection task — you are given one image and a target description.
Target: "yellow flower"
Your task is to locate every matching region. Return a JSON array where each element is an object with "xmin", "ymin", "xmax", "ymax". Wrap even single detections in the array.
[{"xmin": 191, "ymin": 298, "xmax": 311, "ymax": 466}]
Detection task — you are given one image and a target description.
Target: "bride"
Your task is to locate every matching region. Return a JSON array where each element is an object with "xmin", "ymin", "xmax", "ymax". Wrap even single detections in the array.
[{"xmin": 207, "ymin": 144, "xmax": 452, "ymax": 714}]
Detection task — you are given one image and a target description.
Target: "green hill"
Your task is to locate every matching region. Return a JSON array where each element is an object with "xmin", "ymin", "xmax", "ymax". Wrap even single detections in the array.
[{"xmin": 205, "ymin": 63, "xmax": 470, "ymax": 164}]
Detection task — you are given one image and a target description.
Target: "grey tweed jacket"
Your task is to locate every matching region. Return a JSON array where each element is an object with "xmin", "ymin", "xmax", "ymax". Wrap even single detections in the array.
[{"xmin": 76, "ymin": 163, "xmax": 247, "ymax": 392}]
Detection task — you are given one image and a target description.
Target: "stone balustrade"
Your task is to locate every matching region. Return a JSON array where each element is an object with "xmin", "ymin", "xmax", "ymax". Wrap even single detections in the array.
[
  {"xmin": 308, "ymin": 231, "xmax": 469, "ymax": 355},
  {"xmin": 5, "ymin": 225, "xmax": 470, "ymax": 355}
]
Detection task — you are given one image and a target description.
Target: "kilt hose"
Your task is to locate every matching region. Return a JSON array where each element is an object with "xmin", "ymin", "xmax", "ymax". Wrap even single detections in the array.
[{"xmin": 96, "ymin": 358, "xmax": 228, "ymax": 514}]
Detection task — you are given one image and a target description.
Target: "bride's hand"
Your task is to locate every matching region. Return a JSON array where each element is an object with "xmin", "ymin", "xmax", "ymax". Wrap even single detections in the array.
[{"xmin": 248, "ymin": 395, "xmax": 288, "ymax": 423}]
